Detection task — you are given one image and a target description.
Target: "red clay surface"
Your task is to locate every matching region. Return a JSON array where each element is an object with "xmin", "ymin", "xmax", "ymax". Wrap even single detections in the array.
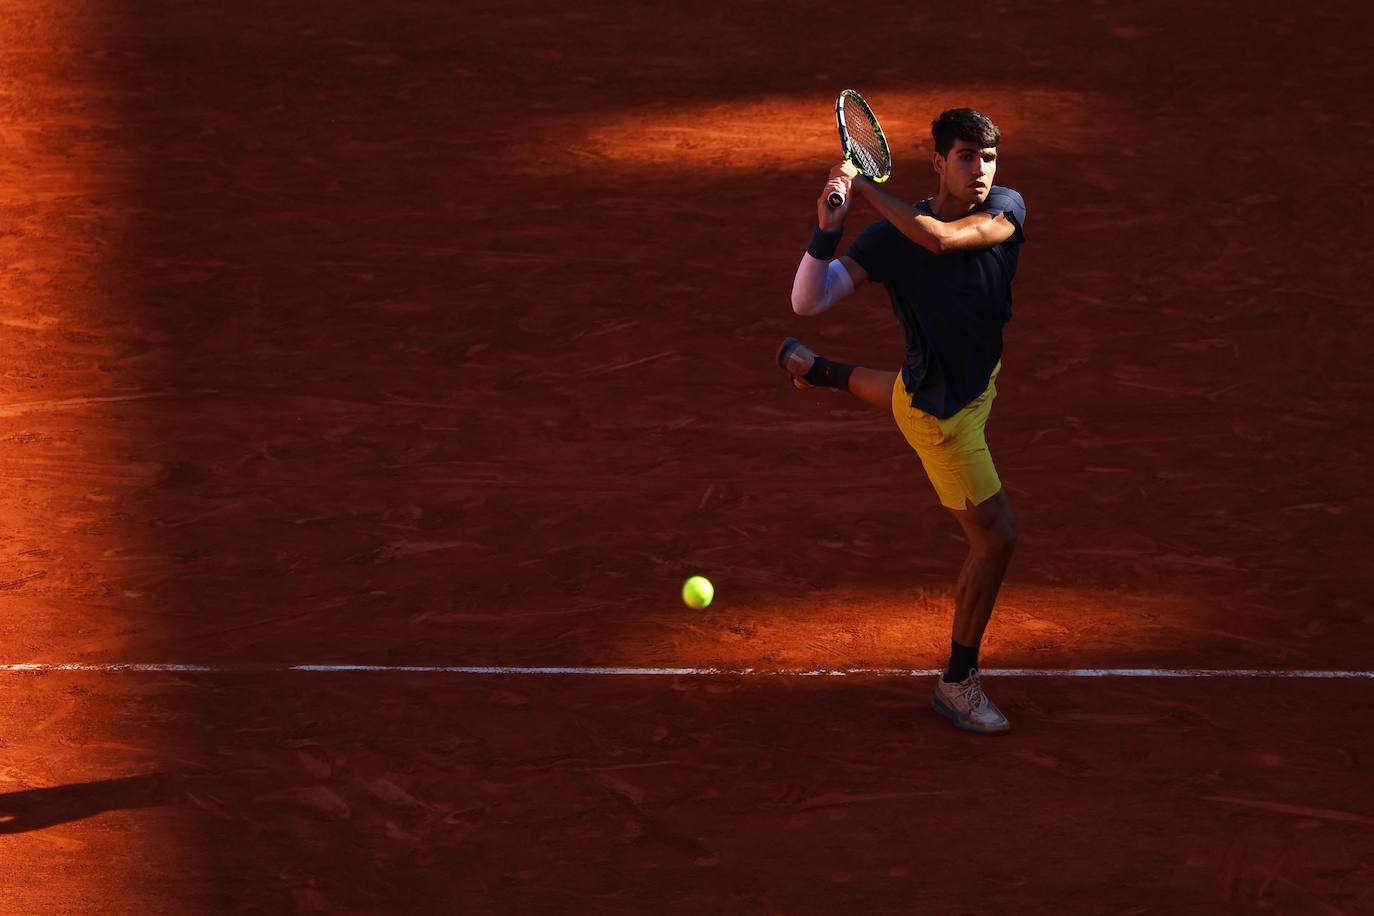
[{"xmin": 2, "ymin": 0, "xmax": 1373, "ymax": 912}]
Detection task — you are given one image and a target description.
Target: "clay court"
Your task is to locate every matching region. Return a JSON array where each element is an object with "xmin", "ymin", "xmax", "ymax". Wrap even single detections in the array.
[{"xmin": 1, "ymin": 0, "xmax": 1372, "ymax": 912}]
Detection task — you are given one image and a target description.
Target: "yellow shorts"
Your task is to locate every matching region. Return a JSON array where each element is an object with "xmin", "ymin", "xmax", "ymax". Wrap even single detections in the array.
[{"xmin": 890, "ymin": 363, "xmax": 1002, "ymax": 511}]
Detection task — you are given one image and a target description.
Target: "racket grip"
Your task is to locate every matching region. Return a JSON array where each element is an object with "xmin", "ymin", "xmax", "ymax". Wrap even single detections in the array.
[{"xmin": 826, "ymin": 190, "xmax": 846, "ymax": 209}]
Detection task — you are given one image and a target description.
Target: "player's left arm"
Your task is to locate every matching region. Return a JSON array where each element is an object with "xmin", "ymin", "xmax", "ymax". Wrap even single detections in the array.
[{"xmin": 854, "ymin": 179, "xmax": 1019, "ymax": 255}]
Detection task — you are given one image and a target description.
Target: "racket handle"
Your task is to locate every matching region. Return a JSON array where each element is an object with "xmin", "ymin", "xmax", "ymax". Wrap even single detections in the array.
[{"xmin": 826, "ymin": 190, "xmax": 846, "ymax": 209}]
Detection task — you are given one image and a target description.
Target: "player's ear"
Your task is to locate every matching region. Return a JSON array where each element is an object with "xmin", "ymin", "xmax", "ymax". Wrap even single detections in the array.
[{"xmin": 932, "ymin": 150, "xmax": 945, "ymax": 176}]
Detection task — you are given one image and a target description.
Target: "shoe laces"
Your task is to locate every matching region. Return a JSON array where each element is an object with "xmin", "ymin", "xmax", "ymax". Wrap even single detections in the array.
[{"xmin": 957, "ymin": 669, "xmax": 987, "ymax": 711}]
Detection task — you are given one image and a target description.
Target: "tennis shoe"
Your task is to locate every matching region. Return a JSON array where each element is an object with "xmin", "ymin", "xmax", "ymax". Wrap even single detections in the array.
[
  {"xmin": 932, "ymin": 668, "xmax": 1010, "ymax": 736},
  {"xmin": 776, "ymin": 337, "xmax": 816, "ymax": 390}
]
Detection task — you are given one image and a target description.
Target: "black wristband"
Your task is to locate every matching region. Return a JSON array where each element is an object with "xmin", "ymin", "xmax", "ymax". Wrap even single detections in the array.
[{"xmin": 806, "ymin": 225, "xmax": 843, "ymax": 259}]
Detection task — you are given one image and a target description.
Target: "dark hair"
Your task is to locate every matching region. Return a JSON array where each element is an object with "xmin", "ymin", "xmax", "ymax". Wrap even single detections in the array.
[{"xmin": 930, "ymin": 108, "xmax": 1001, "ymax": 157}]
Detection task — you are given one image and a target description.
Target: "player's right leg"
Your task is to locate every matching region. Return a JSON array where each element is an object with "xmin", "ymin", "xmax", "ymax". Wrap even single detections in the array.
[{"xmin": 776, "ymin": 338, "xmax": 896, "ymax": 411}]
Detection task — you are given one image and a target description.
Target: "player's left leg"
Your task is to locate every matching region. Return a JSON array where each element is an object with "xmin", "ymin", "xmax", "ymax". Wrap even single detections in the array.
[
  {"xmin": 931, "ymin": 488, "xmax": 1016, "ymax": 736},
  {"xmin": 889, "ymin": 365, "xmax": 1014, "ymax": 735},
  {"xmin": 947, "ymin": 488, "xmax": 1016, "ymax": 650}
]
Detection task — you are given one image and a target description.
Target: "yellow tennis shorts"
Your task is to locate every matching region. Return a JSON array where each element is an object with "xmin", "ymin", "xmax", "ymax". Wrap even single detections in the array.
[{"xmin": 890, "ymin": 362, "xmax": 1002, "ymax": 511}]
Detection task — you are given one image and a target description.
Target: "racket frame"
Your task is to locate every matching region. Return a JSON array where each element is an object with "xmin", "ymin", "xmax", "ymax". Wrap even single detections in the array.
[{"xmin": 827, "ymin": 89, "xmax": 892, "ymax": 209}]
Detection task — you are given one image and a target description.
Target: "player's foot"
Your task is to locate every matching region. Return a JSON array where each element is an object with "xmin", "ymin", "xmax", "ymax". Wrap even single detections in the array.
[
  {"xmin": 776, "ymin": 337, "xmax": 816, "ymax": 390},
  {"xmin": 932, "ymin": 668, "xmax": 1011, "ymax": 736}
]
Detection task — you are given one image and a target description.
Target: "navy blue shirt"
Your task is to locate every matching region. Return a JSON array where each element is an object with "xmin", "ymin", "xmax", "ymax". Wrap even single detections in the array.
[{"xmin": 845, "ymin": 186, "xmax": 1026, "ymax": 418}]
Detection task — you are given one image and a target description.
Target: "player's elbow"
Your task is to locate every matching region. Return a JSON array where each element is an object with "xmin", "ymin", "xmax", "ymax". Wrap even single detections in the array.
[
  {"xmin": 929, "ymin": 232, "xmax": 958, "ymax": 256},
  {"xmin": 910, "ymin": 227, "xmax": 953, "ymax": 256}
]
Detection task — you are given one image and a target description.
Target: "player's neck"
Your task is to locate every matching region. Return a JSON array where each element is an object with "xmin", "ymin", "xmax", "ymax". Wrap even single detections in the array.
[{"xmin": 930, "ymin": 188, "xmax": 979, "ymax": 221}]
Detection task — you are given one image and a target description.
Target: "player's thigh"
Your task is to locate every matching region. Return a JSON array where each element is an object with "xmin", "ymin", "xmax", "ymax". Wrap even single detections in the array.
[
  {"xmin": 948, "ymin": 486, "xmax": 1015, "ymax": 551},
  {"xmin": 890, "ymin": 374, "xmax": 945, "ymax": 450},
  {"xmin": 890, "ymin": 373, "xmax": 1002, "ymax": 511}
]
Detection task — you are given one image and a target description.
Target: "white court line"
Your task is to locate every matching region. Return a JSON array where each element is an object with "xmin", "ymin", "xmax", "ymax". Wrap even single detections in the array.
[{"xmin": 0, "ymin": 664, "xmax": 1371, "ymax": 678}]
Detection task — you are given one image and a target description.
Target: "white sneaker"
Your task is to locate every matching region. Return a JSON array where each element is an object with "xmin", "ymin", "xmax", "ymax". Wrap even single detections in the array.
[
  {"xmin": 776, "ymin": 337, "xmax": 817, "ymax": 390},
  {"xmin": 932, "ymin": 669, "xmax": 1011, "ymax": 735}
]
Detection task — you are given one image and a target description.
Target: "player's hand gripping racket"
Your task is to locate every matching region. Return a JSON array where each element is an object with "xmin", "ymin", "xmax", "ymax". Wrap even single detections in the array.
[{"xmin": 827, "ymin": 89, "xmax": 892, "ymax": 209}]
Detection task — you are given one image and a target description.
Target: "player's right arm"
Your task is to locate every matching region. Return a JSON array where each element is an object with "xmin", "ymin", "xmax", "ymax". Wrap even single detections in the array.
[{"xmin": 791, "ymin": 166, "xmax": 869, "ymax": 316}]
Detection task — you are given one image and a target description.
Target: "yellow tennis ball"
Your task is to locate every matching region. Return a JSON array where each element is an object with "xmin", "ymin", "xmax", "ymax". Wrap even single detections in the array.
[{"xmin": 681, "ymin": 575, "xmax": 714, "ymax": 609}]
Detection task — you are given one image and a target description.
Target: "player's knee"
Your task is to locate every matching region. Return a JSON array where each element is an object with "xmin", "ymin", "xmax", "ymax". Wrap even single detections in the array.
[
  {"xmin": 986, "ymin": 520, "xmax": 1016, "ymax": 557},
  {"xmin": 966, "ymin": 522, "xmax": 1014, "ymax": 559},
  {"xmin": 990, "ymin": 492, "xmax": 1016, "ymax": 554},
  {"xmin": 976, "ymin": 510, "xmax": 1015, "ymax": 557},
  {"xmin": 1000, "ymin": 521, "xmax": 1017, "ymax": 555}
]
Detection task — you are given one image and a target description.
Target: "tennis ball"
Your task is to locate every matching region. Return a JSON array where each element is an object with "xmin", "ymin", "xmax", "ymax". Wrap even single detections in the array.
[{"xmin": 681, "ymin": 575, "xmax": 714, "ymax": 609}]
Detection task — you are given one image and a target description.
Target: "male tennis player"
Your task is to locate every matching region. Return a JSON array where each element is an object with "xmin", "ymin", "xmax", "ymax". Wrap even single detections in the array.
[{"xmin": 778, "ymin": 108, "xmax": 1025, "ymax": 736}]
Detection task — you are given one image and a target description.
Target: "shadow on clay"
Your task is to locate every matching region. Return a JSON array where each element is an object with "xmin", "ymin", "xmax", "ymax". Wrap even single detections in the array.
[{"xmin": 0, "ymin": 773, "xmax": 173, "ymax": 834}]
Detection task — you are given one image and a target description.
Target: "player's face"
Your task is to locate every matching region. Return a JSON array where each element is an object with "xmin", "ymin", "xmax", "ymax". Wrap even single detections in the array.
[{"xmin": 935, "ymin": 140, "xmax": 998, "ymax": 206}]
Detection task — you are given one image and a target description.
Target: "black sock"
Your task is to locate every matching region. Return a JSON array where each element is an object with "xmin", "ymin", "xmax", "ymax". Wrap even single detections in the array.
[
  {"xmin": 943, "ymin": 639, "xmax": 979, "ymax": 683},
  {"xmin": 802, "ymin": 356, "xmax": 856, "ymax": 391}
]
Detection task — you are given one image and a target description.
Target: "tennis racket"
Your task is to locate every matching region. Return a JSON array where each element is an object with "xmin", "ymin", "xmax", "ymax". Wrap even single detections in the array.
[{"xmin": 826, "ymin": 89, "xmax": 892, "ymax": 209}]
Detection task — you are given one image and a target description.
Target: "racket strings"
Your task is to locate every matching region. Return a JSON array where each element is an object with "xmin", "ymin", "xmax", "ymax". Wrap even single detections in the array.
[{"xmin": 846, "ymin": 117, "xmax": 889, "ymax": 178}]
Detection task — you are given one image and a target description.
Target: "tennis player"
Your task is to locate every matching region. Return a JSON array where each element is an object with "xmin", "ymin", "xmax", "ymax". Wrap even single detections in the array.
[{"xmin": 779, "ymin": 108, "xmax": 1026, "ymax": 735}]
